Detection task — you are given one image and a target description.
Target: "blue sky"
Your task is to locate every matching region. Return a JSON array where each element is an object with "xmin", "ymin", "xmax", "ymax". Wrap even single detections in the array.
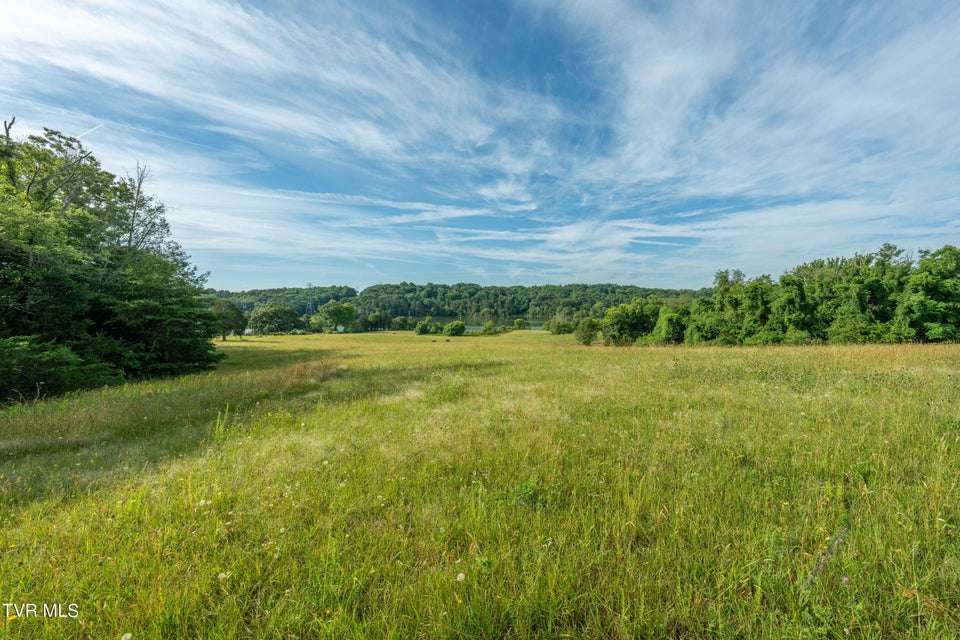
[{"xmin": 3, "ymin": 1, "xmax": 959, "ymax": 290}]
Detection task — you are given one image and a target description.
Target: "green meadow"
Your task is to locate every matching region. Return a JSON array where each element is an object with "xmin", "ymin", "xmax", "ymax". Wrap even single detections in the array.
[{"xmin": 2, "ymin": 332, "xmax": 959, "ymax": 638}]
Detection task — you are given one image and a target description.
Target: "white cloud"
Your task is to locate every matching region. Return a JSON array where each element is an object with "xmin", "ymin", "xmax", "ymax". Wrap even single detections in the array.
[{"xmin": 3, "ymin": 1, "xmax": 959, "ymax": 289}]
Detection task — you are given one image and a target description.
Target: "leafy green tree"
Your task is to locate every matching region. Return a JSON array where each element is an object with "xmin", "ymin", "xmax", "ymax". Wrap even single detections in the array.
[
  {"xmin": 684, "ymin": 272, "xmax": 744, "ymax": 345},
  {"xmin": 602, "ymin": 296, "xmax": 662, "ymax": 345},
  {"xmin": 415, "ymin": 317, "xmax": 439, "ymax": 335},
  {"xmin": 317, "ymin": 300, "xmax": 357, "ymax": 332},
  {"xmin": 248, "ymin": 302, "xmax": 300, "ymax": 334},
  {"xmin": 514, "ymin": 318, "xmax": 525, "ymax": 330},
  {"xmin": 339, "ymin": 302, "xmax": 358, "ymax": 331},
  {"xmin": 1, "ymin": 122, "xmax": 222, "ymax": 400},
  {"xmin": 894, "ymin": 245, "xmax": 960, "ymax": 341},
  {"xmin": 545, "ymin": 311, "xmax": 575, "ymax": 334},
  {"xmin": 574, "ymin": 317, "xmax": 599, "ymax": 345},
  {"xmin": 738, "ymin": 276, "xmax": 775, "ymax": 338},
  {"xmin": 0, "ymin": 336, "xmax": 122, "ymax": 403},
  {"xmin": 769, "ymin": 273, "xmax": 814, "ymax": 340},
  {"xmin": 442, "ymin": 320, "xmax": 466, "ymax": 336},
  {"xmin": 366, "ymin": 311, "xmax": 392, "ymax": 331},
  {"xmin": 647, "ymin": 304, "xmax": 688, "ymax": 345},
  {"xmin": 209, "ymin": 298, "xmax": 247, "ymax": 340},
  {"xmin": 87, "ymin": 248, "xmax": 222, "ymax": 377}
]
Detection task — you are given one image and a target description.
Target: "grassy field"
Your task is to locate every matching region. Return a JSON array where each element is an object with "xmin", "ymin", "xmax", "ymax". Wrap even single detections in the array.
[{"xmin": 2, "ymin": 331, "xmax": 959, "ymax": 639}]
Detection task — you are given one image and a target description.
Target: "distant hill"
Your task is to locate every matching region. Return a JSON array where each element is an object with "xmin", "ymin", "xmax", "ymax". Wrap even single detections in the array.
[{"xmin": 207, "ymin": 282, "xmax": 710, "ymax": 320}]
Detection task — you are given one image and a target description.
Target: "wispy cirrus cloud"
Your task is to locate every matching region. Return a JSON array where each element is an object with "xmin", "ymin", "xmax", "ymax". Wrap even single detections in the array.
[{"xmin": 2, "ymin": 0, "xmax": 959, "ymax": 289}]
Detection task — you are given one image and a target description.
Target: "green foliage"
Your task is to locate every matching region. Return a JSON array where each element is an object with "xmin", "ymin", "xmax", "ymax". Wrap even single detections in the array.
[
  {"xmin": 209, "ymin": 298, "xmax": 247, "ymax": 341},
  {"xmin": 0, "ymin": 124, "xmax": 221, "ymax": 402},
  {"xmin": 307, "ymin": 313, "xmax": 326, "ymax": 333},
  {"xmin": 646, "ymin": 304, "xmax": 688, "ymax": 345},
  {"xmin": 894, "ymin": 245, "xmax": 960, "ymax": 342},
  {"xmin": 0, "ymin": 336, "xmax": 122, "ymax": 402},
  {"xmin": 545, "ymin": 311, "xmax": 576, "ymax": 334},
  {"xmin": 248, "ymin": 302, "xmax": 301, "ymax": 334},
  {"xmin": 770, "ymin": 273, "xmax": 815, "ymax": 337},
  {"xmin": 514, "ymin": 317, "xmax": 525, "ymax": 330},
  {"xmin": 210, "ymin": 285, "xmax": 357, "ymax": 315},
  {"xmin": 414, "ymin": 317, "xmax": 440, "ymax": 335},
  {"xmin": 214, "ymin": 282, "xmax": 711, "ymax": 327},
  {"xmin": 590, "ymin": 245, "xmax": 952, "ymax": 348},
  {"xmin": 442, "ymin": 320, "xmax": 466, "ymax": 336},
  {"xmin": 602, "ymin": 296, "xmax": 662, "ymax": 345},
  {"xmin": 739, "ymin": 275, "xmax": 775, "ymax": 342},
  {"xmin": 479, "ymin": 320, "xmax": 503, "ymax": 335},
  {"xmin": 574, "ymin": 317, "xmax": 599, "ymax": 345},
  {"xmin": 366, "ymin": 311, "xmax": 391, "ymax": 331},
  {"xmin": 209, "ymin": 242, "xmax": 958, "ymax": 348},
  {"xmin": 313, "ymin": 300, "xmax": 357, "ymax": 333}
]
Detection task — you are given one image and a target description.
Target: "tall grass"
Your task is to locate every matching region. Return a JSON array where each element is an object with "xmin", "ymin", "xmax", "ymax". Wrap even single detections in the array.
[{"xmin": 2, "ymin": 332, "xmax": 959, "ymax": 638}]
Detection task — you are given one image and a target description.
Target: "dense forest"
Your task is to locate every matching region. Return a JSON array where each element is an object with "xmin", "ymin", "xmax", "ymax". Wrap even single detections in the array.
[
  {"xmin": 592, "ymin": 243, "xmax": 960, "ymax": 346},
  {"xmin": 213, "ymin": 242, "xmax": 960, "ymax": 346},
  {"xmin": 210, "ymin": 283, "xmax": 707, "ymax": 324},
  {"xmin": 0, "ymin": 120, "xmax": 223, "ymax": 402}
]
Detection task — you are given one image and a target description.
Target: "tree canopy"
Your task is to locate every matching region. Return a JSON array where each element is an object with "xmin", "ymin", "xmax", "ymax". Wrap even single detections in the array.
[
  {"xmin": 599, "ymin": 243, "xmax": 960, "ymax": 347},
  {"xmin": 248, "ymin": 302, "xmax": 301, "ymax": 334},
  {"xmin": 212, "ymin": 242, "xmax": 959, "ymax": 346},
  {"xmin": 1, "ymin": 122, "xmax": 221, "ymax": 402}
]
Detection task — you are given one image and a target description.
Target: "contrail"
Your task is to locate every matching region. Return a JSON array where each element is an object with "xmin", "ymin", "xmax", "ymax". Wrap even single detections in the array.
[
  {"xmin": 0, "ymin": 90, "xmax": 222, "ymax": 151},
  {"xmin": 76, "ymin": 123, "xmax": 105, "ymax": 139}
]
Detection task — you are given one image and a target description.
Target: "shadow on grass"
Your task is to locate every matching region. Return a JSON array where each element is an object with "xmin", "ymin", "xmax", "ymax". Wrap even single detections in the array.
[{"xmin": 0, "ymin": 342, "xmax": 506, "ymax": 512}]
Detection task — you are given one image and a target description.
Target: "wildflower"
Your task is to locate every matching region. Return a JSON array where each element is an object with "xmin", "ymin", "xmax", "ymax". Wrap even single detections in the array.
[
  {"xmin": 218, "ymin": 572, "xmax": 232, "ymax": 580},
  {"xmin": 456, "ymin": 572, "xmax": 466, "ymax": 582},
  {"xmin": 842, "ymin": 576, "xmax": 849, "ymax": 583}
]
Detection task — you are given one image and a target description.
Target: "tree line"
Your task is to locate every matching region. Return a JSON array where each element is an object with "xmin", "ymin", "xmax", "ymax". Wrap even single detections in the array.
[
  {"xmin": 582, "ymin": 243, "xmax": 960, "ymax": 346},
  {"xmin": 223, "ymin": 242, "xmax": 960, "ymax": 347},
  {"xmin": 213, "ymin": 282, "xmax": 709, "ymax": 332},
  {"xmin": 0, "ymin": 120, "xmax": 232, "ymax": 403}
]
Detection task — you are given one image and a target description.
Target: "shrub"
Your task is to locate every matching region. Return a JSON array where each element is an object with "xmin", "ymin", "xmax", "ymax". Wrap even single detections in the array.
[
  {"xmin": 415, "ymin": 317, "xmax": 440, "ymax": 335},
  {"xmin": 249, "ymin": 302, "xmax": 301, "ymax": 334},
  {"xmin": 442, "ymin": 320, "xmax": 466, "ymax": 336},
  {"xmin": 480, "ymin": 320, "xmax": 500, "ymax": 335},
  {"xmin": 0, "ymin": 336, "xmax": 123, "ymax": 403},
  {"xmin": 574, "ymin": 318, "xmax": 599, "ymax": 345}
]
